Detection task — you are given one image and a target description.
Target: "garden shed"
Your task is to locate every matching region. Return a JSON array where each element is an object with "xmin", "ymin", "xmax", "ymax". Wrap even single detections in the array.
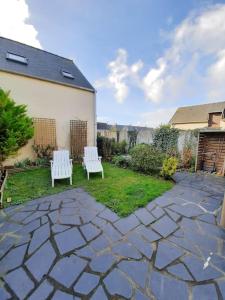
[{"xmin": 196, "ymin": 129, "xmax": 225, "ymax": 175}]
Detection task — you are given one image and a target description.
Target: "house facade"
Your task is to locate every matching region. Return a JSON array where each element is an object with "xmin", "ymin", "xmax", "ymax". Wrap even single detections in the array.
[
  {"xmin": 0, "ymin": 37, "xmax": 96, "ymax": 165},
  {"xmin": 170, "ymin": 101, "xmax": 225, "ymax": 130}
]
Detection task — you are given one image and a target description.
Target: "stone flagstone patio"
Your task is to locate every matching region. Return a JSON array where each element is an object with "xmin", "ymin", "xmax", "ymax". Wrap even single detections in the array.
[{"xmin": 0, "ymin": 172, "xmax": 225, "ymax": 299}]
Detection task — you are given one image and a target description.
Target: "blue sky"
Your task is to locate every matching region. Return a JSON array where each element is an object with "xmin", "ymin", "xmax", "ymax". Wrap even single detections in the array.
[{"xmin": 1, "ymin": 0, "xmax": 225, "ymax": 127}]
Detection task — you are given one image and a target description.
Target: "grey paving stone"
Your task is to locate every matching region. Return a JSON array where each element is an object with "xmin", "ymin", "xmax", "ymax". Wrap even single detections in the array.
[
  {"xmin": 50, "ymin": 199, "xmax": 61, "ymax": 210},
  {"xmin": 164, "ymin": 208, "xmax": 181, "ymax": 222},
  {"xmin": 198, "ymin": 220, "xmax": 225, "ymax": 240},
  {"xmin": 167, "ymin": 263, "xmax": 193, "ymax": 281},
  {"xmin": 89, "ymin": 234, "xmax": 110, "ymax": 252},
  {"xmin": 217, "ymin": 280, "xmax": 225, "ymax": 298},
  {"xmin": 48, "ymin": 211, "xmax": 60, "ymax": 223},
  {"xmin": 134, "ymin": 207, "xmax": 155, "ymax": 225},
  {"xmin": 0, "ymin": 286, "xmax": 11, "ymax": 300},
  {"xmin": 155, "ymin": 241, "xmax": 184, "ymax": 270},
  {"xmin": 154, "ymin": 196, "xmax": 175, "ymax": 207},
  {"xmin": 151, "ymin": 207, "xmax": 165, "ymax": 219},
  {"xmin": 79, "ymin": 209, "xmax": 98, "ymax": 223},
  {"xmin": 168, "ymin": 235, "xmax": 201, "ymax": 256},
  {"xmin": 135, "ymin": 225, "xmax": 161, "ymax": 242},
  {"xmin": 0, "ymin": 244, "xmax": 27, "ymax": 274},
  {"xmin": 104, "ymin": 268, "xmax": 133, "ymax": 298},
  {"xmin": 25, "ymin": 241, "xmax": 56, "ymax": 281},
  {"xmin": 127, "ymin": 232, "xmax": 154, "ymax": 259},
  {"xmin": 92, "ymin": 216, "xmax": 107, "ymax": 228},
  {"xmin": 169, "ymin": 204, "xmax": 204, "ymax": 217},
  {"xmin": 41, "ymin": 215, "xmax": 48, "ymax": 224},
  {"xmin": 99, "ymin": 208, "xmax": 119, "ymax": 222},
  {"xmin": 73, "ymin": 272, "xmax": 99, "ymax": 295},
  {"xmin": 184, "ymin": 230, "xmax": 218, "ymax": 253},
  {"xmin": 114, "ymin": 214, "xmax": 140, "ymax": 234},
  {"xmin": 192, "ymin": 284, "xmax": 218, "ymax": 300},
  {"xmin": 151, "ymin": 215, "xmax": 178, "ymax": 238},
  {"xmin": 28, "ymin": 222, "xmax": 50, "ymax": 255},
  {"xmin": 182, "ymin": 255, "xmax": 223, "ymax": 281},
  {"xmin": 150, "ymin": 270, "xmax": 189, "ymax": 300},
  {"xmin": 112, "ymin": 242, "xmax": 142, "ymax": 259},
  {"xmin": 23, "ymin": 211, "xmax": 47, "ymax": 224},
  {"xmin": 10, "ymin": 211, "xmax": 32, "ymax": 222},
  {"xmin": 4, "ymin": 267, "xmax": 34, "ymax": 300},
  {"xmin": 39, "ymin": 203, "xmax": 50, "ymax": 211},
  {"xmin": 80, "ymin": 223, "xmax": 101, "ymax": 241},
  {"xmin": 76, "ymin": 245, "xmax": 95, "ymax": 259},
  {"xmin": 29, "ymin": 280, "xmax": 53, "ymax": 300},
  {"xmin": 90, "ymin": 253, "xmax": 116, "ymax": 273},
  {"xmin": 59, "ymin": 214, "xmax": 81, "ymax": 225},
  {"xmin": 91, "ymin": 286, "xmax": 108, "ymax": 300},
  {"xmin": 50, "ymin": 255, "xmax": 87, "ymax": 288},
  {"xmin": 102, "ymin": 222, "xmax": 122, "ymax": 242},
  {"xmin": 0, "ymin": 222, "xmax": 22, "ymax": 234},
  {"xmin": 118, "ymin": 260, "xmax": 148, "ymax": 288},
  {"xmin": 146, "ymin": 201, "xmax": 156, "ymax": 211},
  {"xmin": 54, "ymin": 227, "xmax": 86, "ymax": 254},
  {"xmin": 134, "ymin": 290, "xmax": 149, "ymax": 300},
  {"xmin": 52, "ymin": 224, "xmax": 70, "ymax": 233},
  {"xmin": 19, "ymin": 219, "xmax": 40, "ymax": 234},
  {"xmin": 51, "ymin": 290, "xmax": 74, "ymax": 300},
  {"xmin": 0, "ymin": 236, "xmax": 15, "ymax": 259},
  {"xmin": 197, "ymin": 213, "xmax": 216, "ymax": 224}
]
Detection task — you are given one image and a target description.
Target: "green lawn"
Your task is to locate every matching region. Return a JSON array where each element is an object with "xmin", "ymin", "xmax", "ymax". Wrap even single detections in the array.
[{"xmin": 4, "ymin": 163, "xmax": 173, "ymax": 216}]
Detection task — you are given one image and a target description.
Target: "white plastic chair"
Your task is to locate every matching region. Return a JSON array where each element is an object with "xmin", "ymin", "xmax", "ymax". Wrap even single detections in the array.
[
  {"xmin": 83, "ymin": 147, "xmax": 104, "ymax": 180},
  {"xmin": 50, "ymin": 150, "xmax": 73, "ymax": 187}
]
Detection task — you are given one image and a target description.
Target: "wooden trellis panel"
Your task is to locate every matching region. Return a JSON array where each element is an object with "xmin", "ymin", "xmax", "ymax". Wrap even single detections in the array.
[
  {"xmin": 33, "ymin": 118, "xmax": 57, "ymax": 147},
  {"xmin": 70, "ymin": 120, "xmax": 87, "ymax": 160}
]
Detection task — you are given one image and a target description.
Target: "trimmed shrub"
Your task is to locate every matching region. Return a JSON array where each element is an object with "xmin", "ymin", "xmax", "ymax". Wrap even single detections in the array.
[
  {"xmin": 97, "ymin": 135, "xmax": 127, "ymax": 159},
  {"xmin": 112, "ymin": 155, "xmax": 131, "ymax": 168},
  {"xmin": 160, "ymin": 157, "xmax": 178, "ymax": 179},
  {"xmin": 129, "ymin": 144, "xmax": 165, "ymax": 174}
]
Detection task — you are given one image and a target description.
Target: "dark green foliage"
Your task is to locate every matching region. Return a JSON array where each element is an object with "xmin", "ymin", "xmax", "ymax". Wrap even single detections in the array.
[
  {"xmin": 112, "ymin": 155, "xmax": 131, "ymax": 168},
  {"xmin": 97, "ymin": 135, "xmax": 127, "ymax": 159},
  {"xmin": 0, "ymin": 89, "xmax": 33, "ymax": 164},
  {"xmin": 153, "ymin": 125, "xmax": 179, "ymax": 155},
  {"xmin": 129, "ymin": 144, "xmax": 165, "ymax": 174}
]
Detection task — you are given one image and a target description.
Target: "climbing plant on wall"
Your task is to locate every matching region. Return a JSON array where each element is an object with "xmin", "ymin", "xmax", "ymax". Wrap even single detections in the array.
[{"xmin": 153, "ymin": 125, "xmax": 179, "ymax": 155}]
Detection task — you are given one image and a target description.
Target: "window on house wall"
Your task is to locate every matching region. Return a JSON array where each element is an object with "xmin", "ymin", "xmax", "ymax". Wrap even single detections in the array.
[
  {"xmin": 61, "ymin": 70, "xmax": 74, "ymax": 79},
  {"xmin": 6, "ymin": 52, "xmax": 28, "ymax": 64}
]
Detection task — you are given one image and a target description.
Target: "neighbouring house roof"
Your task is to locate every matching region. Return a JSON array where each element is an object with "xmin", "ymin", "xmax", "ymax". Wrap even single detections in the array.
[
  {"xmin": 0, "ymin": 37, "xmax": 95, "ymax": 92},
  {"xmin": 97, "ymin": 122, "xmax": 153, "ymax": 132},
  {"xmin": 170, "ymin": 101, "xmax": 225, "ymax": 124}
]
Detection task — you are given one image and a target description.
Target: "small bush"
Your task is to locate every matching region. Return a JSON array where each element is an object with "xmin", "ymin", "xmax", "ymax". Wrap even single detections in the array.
[
  {"xmin": 153, "ymin": 125, "xmax": 179, "ymax": 155},
  {"xmin": 112, "ymin": 155, "xmax": 131, "ymax": 168},
  {"xmin": 14, "ymin": 158, "xmax": 32, "ymax": 169},
  {"xmin": 160, "ymin": 157, "xmax": 178, "ymax": 179},
  {"xmin": 112, "ymin": 140, "xmax": 127, "ymax": 155},
  {"xmin": 32, "ymin": 144, "xmax": 55, "ymax": 161},
  {"xmin": 129, "ymin": 144, "xmax": 165, "ymax": 174},
  {"xmin": 97, "ymin": 135, "xmax": 127, "ymax": 159}
]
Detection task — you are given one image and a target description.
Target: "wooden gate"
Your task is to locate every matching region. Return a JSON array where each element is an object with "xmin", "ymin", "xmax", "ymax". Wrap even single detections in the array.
[{"xmin": 70, "ymin": 120, "xmax": 87, "ymax": 160}]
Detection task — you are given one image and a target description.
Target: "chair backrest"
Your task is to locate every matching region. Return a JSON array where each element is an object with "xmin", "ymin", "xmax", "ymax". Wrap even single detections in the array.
[
  {"xmin": 84, "ymin": 147, "xmax": 98, "ymax": 161},
  {"xmin": 53, "ymin": 150, "xmax": 70, "ymax": 164}
]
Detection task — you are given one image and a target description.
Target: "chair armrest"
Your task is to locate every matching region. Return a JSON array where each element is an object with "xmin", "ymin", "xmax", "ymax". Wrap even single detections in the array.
[
  {"xmin": 69, "ymin": 159, "xmax": 73, "ymax": 167},
  {"xmin": 50, "ymin": 160, "xmax": 53, "ymax": 167},
  {"xmin": 98, "ymin": 156, "xmax": 102, "ymax": 163}
]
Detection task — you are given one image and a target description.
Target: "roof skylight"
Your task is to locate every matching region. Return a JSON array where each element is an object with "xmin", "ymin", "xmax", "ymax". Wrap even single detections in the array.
[
  {"xmin": 61, "ymin": 70, "xmax": 74, "ymax": 79},
  {"xmin": 6, "ymin": 52, "xmax": 28, "ymax": 64}
]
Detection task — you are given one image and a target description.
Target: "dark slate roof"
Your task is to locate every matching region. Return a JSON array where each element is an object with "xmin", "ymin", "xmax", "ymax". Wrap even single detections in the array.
[
  {"xmin": 97, "ymin": 122, "xmax": 153, "ymax": 131},
  {"xmin": 0, "ymin": 37, "xmax": 95, "ymax": 92},
  {"xmin": 170, "ymin": 101, "xmax": 225, "ymax": 124}
]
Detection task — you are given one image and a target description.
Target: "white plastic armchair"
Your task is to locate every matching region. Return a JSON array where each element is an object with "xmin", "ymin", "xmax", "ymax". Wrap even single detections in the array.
[
  {"xmin": 83, "ymin": 147, "xmax": 104, "ymax": 180},
  {"xmin": 50, "ymin": 150, "xmax": 73, "ymax": 187}
]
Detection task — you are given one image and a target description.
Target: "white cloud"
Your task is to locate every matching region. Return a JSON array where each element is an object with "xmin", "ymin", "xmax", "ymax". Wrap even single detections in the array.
[
  {"xmin": 95, "ymin": 48, "xmax": 143, "ymax": 103},
  {"xmin": 137, "ymin": 107, "xmax": 177, "ymax": 128},
  {"xmin": 142, "ymin": 4, "xmax": 225, "ymax": 103},
  {"xmin": 97, "ymin": 4, "xmax": 225, "ymax": 105},
  {"xmin": 0, "ymin": 0, "xmax": 42, "ymax": 48}
]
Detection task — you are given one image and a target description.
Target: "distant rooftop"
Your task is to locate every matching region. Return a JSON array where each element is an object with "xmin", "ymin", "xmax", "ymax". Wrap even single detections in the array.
[
  {"xmin": 0, "ymin": 37, "xmax": 95, "ymax": 92},
  {"xmin": 170, "ymin": 101, "xmax": 225, "ymax": 124}
]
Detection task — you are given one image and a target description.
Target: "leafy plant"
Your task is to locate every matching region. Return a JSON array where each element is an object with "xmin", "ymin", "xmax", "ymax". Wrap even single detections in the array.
[
  {"xmin": 160, "ymin": 157, "xmax": 178, "ymax": 179},
  {"xmin": 0, "ymin": 89, "xmax": 33, "ymax": 166},
  {"xmin": 112, "ymin": 155, "xmax": 131, "ymax": 168},
  {"xmin": 97, "ymin": 135, "xmax": 127, "ymax": 159},
  {"xmin": 153, "ymin": 125, "xmax": 179, "ymax": 155},
  {"xmin": 14, "ymin": 158, "xmax": 32, "ymax": 169},
  {"xmin": 32, "ymin": 144, "xmax": 55, "ymax": 161},
  {"xmin": 129, "ymin": 144, "xmax": 165, "ymax": 174}
]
